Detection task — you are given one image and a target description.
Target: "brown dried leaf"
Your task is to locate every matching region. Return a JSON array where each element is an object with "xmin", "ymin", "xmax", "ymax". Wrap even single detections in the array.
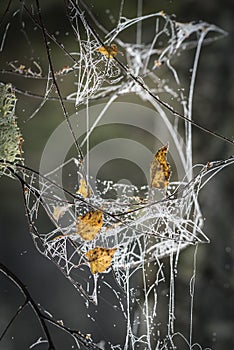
[
  {"xmin": 97, "ymin": 44, "xmax": 118, "ymax": 59},
  {"xmin": 76, "ymin": 178, "xmax": 93, "ymax": 198},
  {"xmin": 86, "ymin": 247, "xmax": 117, "ymax": 274},
  {"xmin": 150, "ymin": 144, "xmax": 171, "ymax": 189},
  {"xmin": 76, "ymin": 210, "xmax": 103, "ymax": 241}
]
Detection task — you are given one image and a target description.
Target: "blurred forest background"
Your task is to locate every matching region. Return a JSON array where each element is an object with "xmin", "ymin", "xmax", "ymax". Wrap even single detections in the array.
[{"xmin": 0, "ymin": 0, "xmax": 233, "ymax": 349}]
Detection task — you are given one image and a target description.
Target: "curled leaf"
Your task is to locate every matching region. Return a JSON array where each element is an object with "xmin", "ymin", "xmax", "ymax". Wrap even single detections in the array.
[
  {"xmin": 150, "ymin": 144, "xmax": 171, "ymax": 189},
  {"xmin": 52, "ymin": 205, "xmax": 71, "ymax": 221},
  {"xmin": 76, "ymin": 178, "xmax": 93, "ymax": 198},
  {"xmin": 76, "ymin": 210, "xmax": 103, "ymax": 241},
  {"xmin": 86, "ymin": 247, "xmax": 117, "ymax": 274},
  {"xmin": 97, "ymin": 44, "xmax": 118, "ymax": 59}
]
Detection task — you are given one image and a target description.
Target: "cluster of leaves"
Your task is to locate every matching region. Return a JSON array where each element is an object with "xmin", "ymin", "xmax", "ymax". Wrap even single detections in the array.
[{"xmin": 51, "ymin": 144, "xmax": 170, "ymax": 275}]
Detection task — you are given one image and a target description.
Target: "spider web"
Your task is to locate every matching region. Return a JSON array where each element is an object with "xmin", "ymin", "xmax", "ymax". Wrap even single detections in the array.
[{"xmin": 0, "ymin": 1, "xmax": 233, "ymax": 349}]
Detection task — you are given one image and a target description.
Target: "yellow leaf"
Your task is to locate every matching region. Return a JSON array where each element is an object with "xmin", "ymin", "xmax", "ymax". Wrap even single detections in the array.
[
  {"xmin": 150, "ymin": 144, "xmax": 171, "ymax": 189},
  {"xmin": 86, "ymin": 247, "xmax": 117, "ymax": 274},
  {"xmin": 97, "ymin": 44, "xmax": 118, "ymax": 59},
  {"xmin": 76, "ymin": 178, "xmax": 93, "ymax": 198},
  {"xmin": 76, "ymin": 210, "xmax": 103, "ymax": 241}
]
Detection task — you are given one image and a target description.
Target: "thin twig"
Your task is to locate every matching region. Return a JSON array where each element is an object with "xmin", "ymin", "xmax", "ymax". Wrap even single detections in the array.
[
  {"xmin": 0, "ymin": 0, "xmax": 12, "ymax": 27},
  {"xmin": 0, "ymin": 300, "xmax": 27, "ymax": 342},
  {"xmin": 0, "ymin": 262, "xmax": 56, "ymax": 349},
  {"xmin": 35, "ymin": 0, "xmax": 84, "ymax": 163},
  {"xmin": 0, "ymin": 262, "xmax": 103, "ymax": 349}
]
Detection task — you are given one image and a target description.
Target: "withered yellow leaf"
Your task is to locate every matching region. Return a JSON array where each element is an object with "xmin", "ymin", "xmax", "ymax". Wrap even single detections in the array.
[
  {"xmin": 76, "ymin": 210, "xmax": 103, "ymax": 241},
  {"xmin": 97, "ymin": 44, "xmax": 118, "ymax": 59},
  {"xmin": 150, "ymin": 144, "xmax": 171, "ymax": 189},
  {"xmin": 76, "ymin": 178, "xmax": 93, "ymax": 198},
  {"xmin": 86, "ymin": 247, "xmax": 117, "ymax": 274}
]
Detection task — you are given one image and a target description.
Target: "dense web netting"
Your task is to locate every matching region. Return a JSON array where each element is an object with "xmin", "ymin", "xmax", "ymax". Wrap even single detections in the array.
[{"xmin": 1, "ymin": 1, "xmax": 233, "ymax": 349}]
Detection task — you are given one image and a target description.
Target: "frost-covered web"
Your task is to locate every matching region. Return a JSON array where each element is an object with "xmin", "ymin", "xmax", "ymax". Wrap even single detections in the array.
[
  {"xmin": 12, "ymin": 156, "xmax": 234, "ymax": 350},
  {"xmin": 0, "ymin": 1, "xmax": 233, "ymax": 349}
]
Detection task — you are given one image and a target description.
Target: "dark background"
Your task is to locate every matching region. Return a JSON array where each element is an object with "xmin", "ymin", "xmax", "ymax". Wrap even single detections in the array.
[{"xmin": 0, "ymin": 1, "xmax": 233, "ymax": 349}]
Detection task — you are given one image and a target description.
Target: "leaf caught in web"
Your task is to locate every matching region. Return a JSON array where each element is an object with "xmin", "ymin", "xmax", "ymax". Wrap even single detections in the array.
[
  {"xmin": 76, "ymin": 210, "xmax": 103, "ymax": 241},
  {"xmin": 76, "ymin": 178, "xmax": 93, "ymax": 198},
  {"xmin": 97, "ymin": 44, "xmax": 118, "ymax": 59},
  {"xmin": 154, "ymin": 60, "xmax": 162, "ymax": 68},
  {"xmin": 52, "ymin": 205, "xmax": 71, "ymax": 221},
  {"xmin": 86, "ymin": 247, "xmax": 117, "ymax": 274},
  {"xmin": 150, "ymin": 144, "xmax": 171, "ymax": 189}
]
